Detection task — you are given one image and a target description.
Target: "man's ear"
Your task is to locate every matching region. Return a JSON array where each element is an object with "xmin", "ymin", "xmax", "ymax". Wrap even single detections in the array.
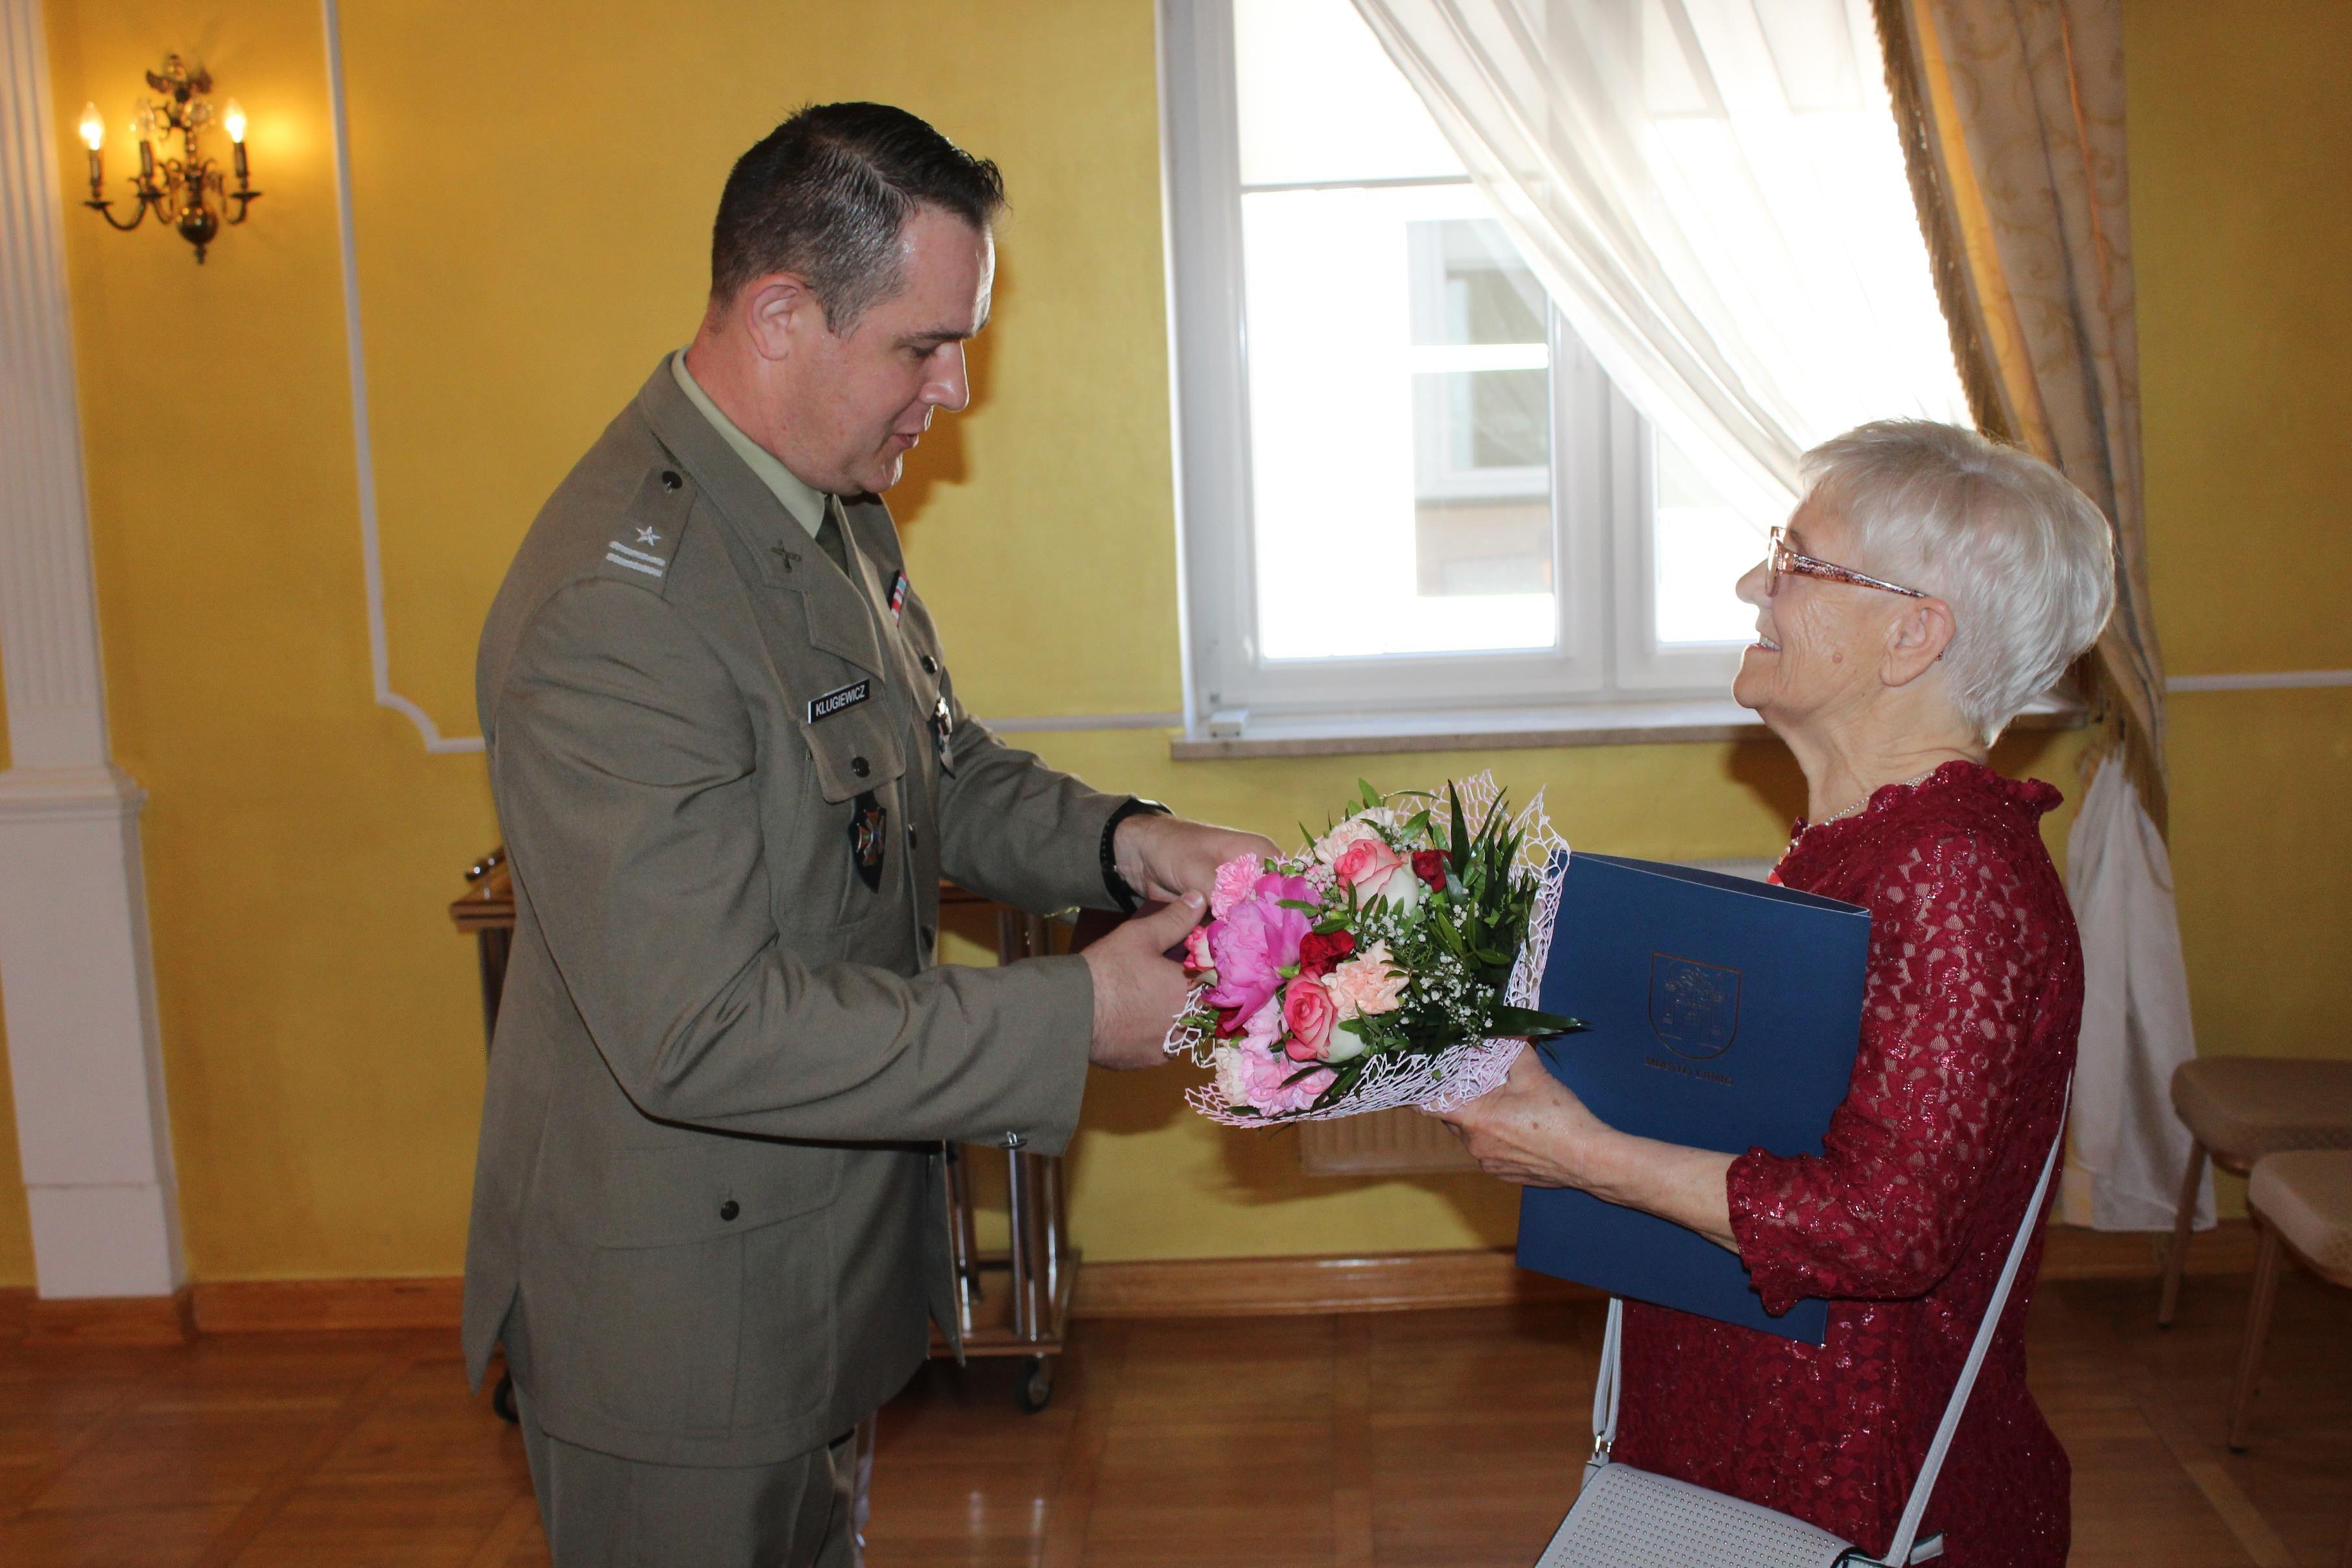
[
  {"xmin": 736, "ymin": 273, "xmax": 824, "ymax": 361},
  {"xmin": 1881, "ymin": 598, "xmax": 1957, "ymax": 688}
]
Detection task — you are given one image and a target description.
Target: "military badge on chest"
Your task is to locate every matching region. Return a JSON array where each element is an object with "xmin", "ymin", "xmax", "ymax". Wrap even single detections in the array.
[
  {"xmin": 849, "ymin": 791, "xmax": 888, "ymax": 891},
  {"xmin": 931, "ymin": 695, "xmax": 956, "ymax": 777}
]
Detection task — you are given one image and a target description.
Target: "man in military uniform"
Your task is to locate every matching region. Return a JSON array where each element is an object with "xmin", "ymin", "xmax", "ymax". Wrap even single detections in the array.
[{"xmin": 465, "ymin": 102, "xmax": 1271, "ymax": 1566}]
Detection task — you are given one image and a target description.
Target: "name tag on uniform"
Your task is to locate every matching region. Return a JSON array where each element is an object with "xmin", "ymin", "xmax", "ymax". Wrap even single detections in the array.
[
  {"xmin": 808, "ymin": 680, "xmax": 871, "ymax": 723},
  {"xmin": 887, "ymin": 570, "xmax": 910, "ymax": 623}
]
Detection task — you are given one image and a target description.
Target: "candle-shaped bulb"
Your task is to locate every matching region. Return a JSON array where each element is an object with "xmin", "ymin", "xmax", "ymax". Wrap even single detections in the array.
[
  {"xmin": 78, "ymin": 102, "xmax": 104, "ymax": 151},
  {"xmin": 223, "ymin": 99, "xmax": 246, "ymax": 145},
  {"xmin": 134, "ymin": 102, "xmax": 154, "ymax": 140}
]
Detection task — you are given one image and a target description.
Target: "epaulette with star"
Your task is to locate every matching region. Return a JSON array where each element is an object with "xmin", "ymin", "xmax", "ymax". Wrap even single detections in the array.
[{"xmin": 597, "ymin": 463, "xmax": 695, "ymax": 596}]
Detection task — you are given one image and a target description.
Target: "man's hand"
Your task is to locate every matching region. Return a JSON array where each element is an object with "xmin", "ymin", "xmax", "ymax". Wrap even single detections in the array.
[
  {"xmin": 1114, "ymin": 814, "xmax": 1278, "ymax": 905},
  {"xmin": 1083, "ymin": 893, "xmax": 1206, "ymax": 1070}
]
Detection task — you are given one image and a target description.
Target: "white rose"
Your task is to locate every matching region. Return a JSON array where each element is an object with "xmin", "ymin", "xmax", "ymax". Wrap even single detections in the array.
[
  {"xmin": 1324, "ymin": 1022, "xmax": 1369, "ymax": 1062},
  {"xmin": 1211, "ymin": 1044, "xmax": 1253, "ymax": 1107},
  {"xmin": 1375, "ymin": 864, "xmax": 1424, "ymax": 912}
]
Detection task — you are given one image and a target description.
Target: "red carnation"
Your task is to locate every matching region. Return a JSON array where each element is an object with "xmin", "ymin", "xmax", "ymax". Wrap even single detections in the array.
[
  {"xmin": 1295, "ymin": 929, "xmax": 1356, "ymax": 979},
  {"xmin": 1412, "ymin": 850, "xmax": 1450, "ymax": 891}
]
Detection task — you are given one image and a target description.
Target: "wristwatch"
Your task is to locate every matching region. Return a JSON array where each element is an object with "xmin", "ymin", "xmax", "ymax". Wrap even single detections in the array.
[{"xmin": 1100, "ymin": 797, "xmax": 1171, "ymax": 915}]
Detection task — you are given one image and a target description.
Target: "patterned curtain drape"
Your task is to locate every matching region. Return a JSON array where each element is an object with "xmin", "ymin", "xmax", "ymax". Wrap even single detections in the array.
[{"xmin": 1874, "ymin": 0, "xmax": 2209, "ymax": 1230}]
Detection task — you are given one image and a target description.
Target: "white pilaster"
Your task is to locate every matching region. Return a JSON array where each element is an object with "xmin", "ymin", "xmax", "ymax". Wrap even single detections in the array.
[{"xmin": 0, "ymin": 0, "xmax": 185, "ymax": 1298}]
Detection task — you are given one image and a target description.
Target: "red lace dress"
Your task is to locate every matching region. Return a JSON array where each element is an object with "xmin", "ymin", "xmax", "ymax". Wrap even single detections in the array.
[{"xmin": 1612, "ymin": 762, "xmax": 2078, "ymax": 1565}]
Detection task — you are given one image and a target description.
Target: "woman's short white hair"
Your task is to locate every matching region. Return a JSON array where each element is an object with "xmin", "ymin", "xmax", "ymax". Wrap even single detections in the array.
[{"xmin": 1799, "ymin": 420, "xmax": 2116, "ymax": 743}]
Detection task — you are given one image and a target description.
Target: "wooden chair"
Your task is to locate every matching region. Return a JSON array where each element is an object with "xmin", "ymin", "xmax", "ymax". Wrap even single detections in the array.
[
  {"xmin": 2158, "ymin": 1057, "xmax": 2352, "ymax": 1326},
  {"xmin": 2225, "ymin": 1149, "xmax": 2352, "ymax": 1566}
]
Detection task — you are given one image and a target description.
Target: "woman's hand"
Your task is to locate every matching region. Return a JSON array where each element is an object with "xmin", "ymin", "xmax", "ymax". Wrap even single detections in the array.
[
  {"xmin": 1434, "ymin": 1046, "xmax": 1609, "ymax": 1188},
  {"xmin": 1437, "ymin": 1046, "xmax": 1742, "ymax": 1251}
]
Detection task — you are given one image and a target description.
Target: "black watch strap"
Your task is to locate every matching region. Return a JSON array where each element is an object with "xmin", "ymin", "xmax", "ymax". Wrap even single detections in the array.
[{"xmin": 1100, "ymin": 797, "xmax": 1171, "ymax": 915}]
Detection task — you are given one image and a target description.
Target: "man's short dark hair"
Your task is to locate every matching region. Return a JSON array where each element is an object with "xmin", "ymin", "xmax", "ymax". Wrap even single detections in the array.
[{"xmin": 709, "ymin": 102, "xmax": 1005, "ymax": 333}]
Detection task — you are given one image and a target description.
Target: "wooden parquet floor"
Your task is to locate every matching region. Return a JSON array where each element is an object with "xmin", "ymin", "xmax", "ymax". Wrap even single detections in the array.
[{"xmin": 0, "ymin": 1272, "xmax": 2344, "ymax": 1566}]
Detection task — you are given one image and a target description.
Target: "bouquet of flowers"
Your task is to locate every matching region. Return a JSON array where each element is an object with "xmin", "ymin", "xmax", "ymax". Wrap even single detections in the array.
[{"xmin": 1166, "ymin": 771, "xmax": 1583, "ymax": 1125}]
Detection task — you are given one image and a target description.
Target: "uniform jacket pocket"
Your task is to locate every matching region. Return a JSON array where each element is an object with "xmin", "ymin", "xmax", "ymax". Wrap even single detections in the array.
[
  {"xmin": 591, "ymin": 1141, "xmax": 840, "ymax": 1250},
  {"xmin": 576, "ymin": 1142, "xmax": 838, "ymax": 1433}
]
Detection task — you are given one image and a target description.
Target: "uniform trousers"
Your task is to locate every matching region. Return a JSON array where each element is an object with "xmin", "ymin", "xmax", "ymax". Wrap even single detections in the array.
[{"xmin": 514, "ymin": 1385, "xmax": 856, "ymax": 1568}]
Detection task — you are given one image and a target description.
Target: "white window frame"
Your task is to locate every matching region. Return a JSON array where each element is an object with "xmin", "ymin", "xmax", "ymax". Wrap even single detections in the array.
[
  {"xmin": 1159, "ymin": 0, "xmax": 1754, "ymax": 743},
  {"xmin": 1405, "ymin": 220, "xmax": 1550, "ymax": 507}
]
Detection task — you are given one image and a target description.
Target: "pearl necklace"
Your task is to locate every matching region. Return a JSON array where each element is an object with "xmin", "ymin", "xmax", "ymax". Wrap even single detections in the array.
[{"xmin": 1815, "ymin": 765, "xmax": 1949, "ymax": 828}]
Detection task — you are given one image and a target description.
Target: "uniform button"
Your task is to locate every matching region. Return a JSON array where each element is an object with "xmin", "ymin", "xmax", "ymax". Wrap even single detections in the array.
[
  {"xmin": 719, "ymin": 1200, "xmax": 740, "ymax": 1222},
  {"xmin": 661, "ymin": 469, "xmax": 682, "ymax": 491},
  {"xmin": 921, "ymin": 653, "xmax": 939, "ymax": 675},
  {"xmin": 851, "ymin": 756, "xmax": 870, "ymax": 778}
]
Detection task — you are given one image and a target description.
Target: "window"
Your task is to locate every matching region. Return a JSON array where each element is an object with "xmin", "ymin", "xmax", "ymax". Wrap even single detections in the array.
[{"xmin": 1160, "ymin": 0, "xmax": 1881, "ymax": 740}]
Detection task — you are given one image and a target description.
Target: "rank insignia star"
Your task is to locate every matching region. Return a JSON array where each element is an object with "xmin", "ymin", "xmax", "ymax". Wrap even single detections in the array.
[{"xmin": 636, "ymin": 526, "xmax": 662, "ymax": 546}]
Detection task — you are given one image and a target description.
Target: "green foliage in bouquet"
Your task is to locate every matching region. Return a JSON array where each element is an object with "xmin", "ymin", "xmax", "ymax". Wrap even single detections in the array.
[{"xmin": 1268, "ymin": 780, "xmax": 1585, "ymax": 1105}]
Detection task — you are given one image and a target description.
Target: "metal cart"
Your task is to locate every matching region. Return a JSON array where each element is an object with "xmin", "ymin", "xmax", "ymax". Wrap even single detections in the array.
[
  {"xmin": 930, "ymin": 888, "xmax": 1078, "ymax": 1412},
  {"xmin": 450, "ymin": 850, "xmax": 1078, "ymax": 1415}
]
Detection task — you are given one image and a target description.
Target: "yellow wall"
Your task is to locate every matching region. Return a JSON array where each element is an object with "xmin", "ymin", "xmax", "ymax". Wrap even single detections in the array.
[
  {"xmin": 2128, "ymin": 0, "xmax": 2352, "ymax": 1212},
  {"xmin": 7, "ymin": 0, "xmax": 2341, "ymax": 1284},
  {"xmin": 42, "ymin": 0, "xmax": 499, "ymax": 1282}
]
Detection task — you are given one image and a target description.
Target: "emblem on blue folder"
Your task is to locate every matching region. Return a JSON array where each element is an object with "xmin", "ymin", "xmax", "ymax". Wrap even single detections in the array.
[{"xmin": 1648, "ymin": 954, "xmax": 1742, "ymax": 1060}]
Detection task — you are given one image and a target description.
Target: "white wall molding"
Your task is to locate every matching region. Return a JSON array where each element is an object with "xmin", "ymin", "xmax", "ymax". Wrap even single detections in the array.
[
  {"xmin": 317, "ymin": 1, "xmax": 1181, "ymax": 758},
  {"xmin": 0, "ymin": 0, "xmax": 187, "ymax": 1299},
  {"xmin": 2168, "ymin": 669, "xmax": 2352, "ymax": 693},
  {"xmin": 319, "ymin": 0, "xmax": 481, "ymax": 756}
]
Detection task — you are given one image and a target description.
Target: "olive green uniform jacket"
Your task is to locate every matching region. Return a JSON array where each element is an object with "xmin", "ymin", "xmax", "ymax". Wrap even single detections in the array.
[{"xmin": 464, "ymin": 362, "xmax": 1125, "ymax": 1468}]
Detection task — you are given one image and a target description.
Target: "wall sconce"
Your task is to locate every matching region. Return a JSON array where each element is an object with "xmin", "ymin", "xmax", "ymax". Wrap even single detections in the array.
[{"xmin": 78, "ymin": 55, "xmax": 261, "ymax": 264}]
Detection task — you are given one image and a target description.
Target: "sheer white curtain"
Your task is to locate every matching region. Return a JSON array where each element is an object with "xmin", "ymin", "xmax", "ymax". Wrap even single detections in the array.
[
  {"xmin": 1347, "ymin": 0, "xmax": 1967, "ymax": 524},
  {"xmin": 2064, "ymin": 757, "xmax": 2209, "ymax": 1229}
]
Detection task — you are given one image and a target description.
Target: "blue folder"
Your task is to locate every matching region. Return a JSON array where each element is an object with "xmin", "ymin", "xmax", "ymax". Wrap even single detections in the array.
[{"xmin": 1516, "ymin": 852, "xmax": 1871, "ymax": 1343}]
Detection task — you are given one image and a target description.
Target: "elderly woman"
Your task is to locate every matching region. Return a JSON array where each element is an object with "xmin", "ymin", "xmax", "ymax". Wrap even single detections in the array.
[{"xmin": 1442, "ymin": 420, "xmax": 2113, "ymax": 1565}]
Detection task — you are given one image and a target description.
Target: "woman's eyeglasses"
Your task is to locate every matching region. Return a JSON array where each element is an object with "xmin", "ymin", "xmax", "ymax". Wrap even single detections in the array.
[{"xmin": 1766, "ymin": 526, "xmax": 1927, "ymax": 600}]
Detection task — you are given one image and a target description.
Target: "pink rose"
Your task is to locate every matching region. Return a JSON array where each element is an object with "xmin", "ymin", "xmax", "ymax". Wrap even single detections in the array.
[
  {"xmin": 1232, "ymin": 1038, "xmax": 1336, "ymax": 1116},
  {"xmin": 1324, "ymin": 940, "xmax": 1407, "ymax": 1021},
  {"xmin": 1202, "ymin": 884, "xmax": 1313, "ymax": 1027},
  {"xmin": 1332, "ymin": 837, "xmax": 1407, "ymax": 897},
  {"xmin": 1311, "ymin": 819, "xmax": 1382, "ymax": 866},
  {"xmin": 1182, "ymin": 925, "xmax": 1217, "ymax": 979},
  {"xmin": 1281, "ymin": 979, "xmax": 1337, "ymax": 1060},
  {"xmin": 1209, "ymin": 854, "xmax": 1262, "ymax": 919}
]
